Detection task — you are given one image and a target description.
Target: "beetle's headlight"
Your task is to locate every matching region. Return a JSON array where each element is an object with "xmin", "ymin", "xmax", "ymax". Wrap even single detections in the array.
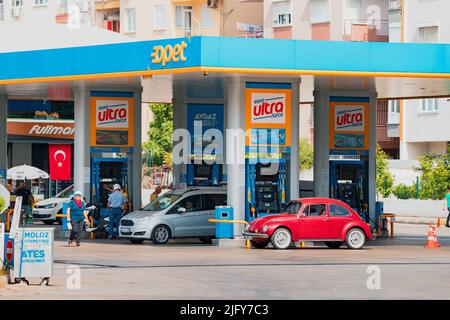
[{"xmin": 262, "ymin": 225, "xmax": 268, "ymax": 233}]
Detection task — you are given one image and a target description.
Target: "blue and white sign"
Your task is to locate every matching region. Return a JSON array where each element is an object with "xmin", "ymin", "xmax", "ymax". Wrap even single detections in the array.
[{"xmin": 14, "ymin": 228, "xmax": 54, "ymax": 279}]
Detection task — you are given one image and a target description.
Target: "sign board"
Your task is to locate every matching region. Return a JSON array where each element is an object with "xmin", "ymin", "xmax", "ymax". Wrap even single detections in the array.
[
  {"xmin": 0, "ymin": 183, "xmax": 10, "ymax": 214},
  {"xmin": 7, "ymin": 120, "xmax": 74, "ymax": 140},
  {"xmin": 329, "ymin": 98, "xmax": 370, "ymax": 151},
  {"xmin": 5, "ymin": 238, "xmax": 13, "ymax": 263},
  {"xmin": 186, "ymin": 104, "xmax": 224, "ymax": 159},
  {"xmin": 14, "ymin": 228, "xmax": 54, "ymax": 279},
  {"xmin": 245, "ymin": 83, "xmax": 292, "ymax": 158},
  {"xmin": 90, "ymin": 92, "xmax": 134, "ymax": 147}
]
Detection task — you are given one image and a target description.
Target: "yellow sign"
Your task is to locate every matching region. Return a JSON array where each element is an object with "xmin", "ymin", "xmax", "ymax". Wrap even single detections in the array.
[{"xmin": 151, "ymin": 41, "xmax": 187, "ymax": 67}]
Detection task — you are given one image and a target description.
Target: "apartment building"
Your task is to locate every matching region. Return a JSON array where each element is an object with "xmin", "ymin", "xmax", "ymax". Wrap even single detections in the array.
[
  {"xmin": 94, "ymin": 0, "xmax": 264, "ymax": 39},
  {"xmin": 0, "ymin": 0, "xmax": 93, "ymax": 25},
  {"xmin": 263, "ymin": 0, "xmax": 390, "ymax": 146},
  {"xmin": 386, "ymin": 0, "xmax": 450, "ymax": 160}
]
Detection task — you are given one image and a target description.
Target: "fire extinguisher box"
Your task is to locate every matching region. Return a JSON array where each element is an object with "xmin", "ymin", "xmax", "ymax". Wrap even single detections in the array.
[{"xmin": 214, "ymin": 206, "xmax": 234, "ymax": 239}]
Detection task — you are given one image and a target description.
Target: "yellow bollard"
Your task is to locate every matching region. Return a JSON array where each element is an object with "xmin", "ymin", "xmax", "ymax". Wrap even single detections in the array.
[
  {"xmin": 89, "ymin": 216, "xmax": 95, "ymax": 239},
  {"xmin": 245, "ymin": 239, "xmax": 251, "ymax": 249},
  {"xmin": 300, "ymin": 242, "xmax": 305, "ymax": 248}
]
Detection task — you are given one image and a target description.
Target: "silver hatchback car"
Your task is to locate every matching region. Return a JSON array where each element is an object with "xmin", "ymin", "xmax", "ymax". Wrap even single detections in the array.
[{"xmin": 119, "ymin": 187, "xmax": 227, "ymax": 244}]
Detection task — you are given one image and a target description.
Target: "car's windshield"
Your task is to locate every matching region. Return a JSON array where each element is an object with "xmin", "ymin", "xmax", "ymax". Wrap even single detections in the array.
[
  {"xmin": 56, "ymin": 185, "xmax": 74, "ymax": 199},
  {"xmin": 141, "ymin": 194, "xmax": 181, "ymax": 211},
  {"xmin": 283, "ymin": 201, "xmax": 302, "ymax": 214}
]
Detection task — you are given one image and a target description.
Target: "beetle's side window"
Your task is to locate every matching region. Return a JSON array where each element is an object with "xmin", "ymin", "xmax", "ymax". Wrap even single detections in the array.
[
  {"xmin": 303, "ymin": 204, "xmax": 327, "ymax": 217},
  {"xmin": 329, "ymin": 204, "xmax": 350, "ymax": 217}
]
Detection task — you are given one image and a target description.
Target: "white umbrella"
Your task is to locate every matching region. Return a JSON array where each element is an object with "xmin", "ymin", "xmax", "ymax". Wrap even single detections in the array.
[{"xmin": 7, "ymin": 165, "xmax": 49, "ymax": 180}]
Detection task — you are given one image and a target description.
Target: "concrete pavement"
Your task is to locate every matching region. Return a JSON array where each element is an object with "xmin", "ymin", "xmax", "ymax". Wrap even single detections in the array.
[{"xmin": 1, "ymin": 224, "xmax": 450, "ymax": 300}]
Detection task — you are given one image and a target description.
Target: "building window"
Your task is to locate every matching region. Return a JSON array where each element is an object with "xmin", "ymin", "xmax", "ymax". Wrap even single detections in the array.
[
  {"xmin": 126, "ymin": 8, "xmax": 136, "ymax": 33},
  {"xmin": 12, "ymin": 0, "xmax": 22, "ymax": 7},
  {"xmin": 34, "ymin": 0, "xmax": 47, "ymax": 6},
  {"xmin": 200, "ymin": 6, "xmax": 214, "ymax": 28},
  {"xmin": 273, "ymin": 0, "xmax": 291, "ymax": 27},
  {"xmin": 419, "ymin": 26, "xmax": 439, "ymax": 43},
  {"xmin": 420, "ymin": 99, "xmax": 439, "ymax": 113},
  {"xmin": 175, "ymin": 5, "xmax": 192, "ymax": 30},
  {"xmin": 0, "ymin": 0, "xmax": 4, "ymax": 21},
  {"xmin": 388, "ymin": 100, "xmax": 400, "ymax": 124},
  {"xmin": 153, "ymin": 4, "xmax": 167, "ymax": 30},
  {"xmin": 310, "ymin": 0, "xmax": 329, "ymax": 24}
]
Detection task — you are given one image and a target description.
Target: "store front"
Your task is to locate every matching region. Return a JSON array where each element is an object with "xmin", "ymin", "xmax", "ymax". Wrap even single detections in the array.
[{"xmin": 7, "ymin": 99, "xmax": 74, "ymax": 200}]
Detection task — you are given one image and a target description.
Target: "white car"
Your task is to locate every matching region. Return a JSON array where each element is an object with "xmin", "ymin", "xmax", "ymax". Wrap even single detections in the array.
[{"xmin": 33, "ymin": 185, "xmax": 74, "ymax": 225}]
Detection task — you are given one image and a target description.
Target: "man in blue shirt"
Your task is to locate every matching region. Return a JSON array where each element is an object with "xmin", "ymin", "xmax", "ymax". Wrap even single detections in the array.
[
  {"xmin": 108, "ymin": 184, "xmax": 126, "ymax": 240},
  {"xmin": 444, "ymin": 187, "xmax": 450, "ymax": 228}
]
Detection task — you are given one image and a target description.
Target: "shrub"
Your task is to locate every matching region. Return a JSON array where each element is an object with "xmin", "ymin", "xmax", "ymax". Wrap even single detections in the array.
[{"xmin": 392, "ymin": 183, "xmax": 416, "ymax": 200}]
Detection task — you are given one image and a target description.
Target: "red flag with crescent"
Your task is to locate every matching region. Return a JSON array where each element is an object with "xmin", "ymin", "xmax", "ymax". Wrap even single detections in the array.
[{"xmin": 49, "ymin": 144, "xmax": 72, "ymax": 180}]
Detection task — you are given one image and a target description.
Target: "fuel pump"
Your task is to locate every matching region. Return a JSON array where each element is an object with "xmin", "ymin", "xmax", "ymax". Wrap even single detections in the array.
[
  {"xmin": 329, "ymin": 156, "xmax": 369, "ymax": 221},
  {"xmin": 246, "ymin": 160, "xmax": 287, "ymax": 221},
  {"xmin": 91, "ymin": 157, "xmax": 129, "ymax": 219}
]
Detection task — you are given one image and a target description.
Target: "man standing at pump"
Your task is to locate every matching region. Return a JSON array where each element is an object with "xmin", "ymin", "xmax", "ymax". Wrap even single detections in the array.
[{"xmin": 108, "ymin": 184, "xmax": 126, "ymax": 240}]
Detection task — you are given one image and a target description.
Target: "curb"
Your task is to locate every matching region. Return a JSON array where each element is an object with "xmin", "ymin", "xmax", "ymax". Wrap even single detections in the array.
[{"xmin": 395, "ymin": 217, "xmax": 446, "ymax": 225}]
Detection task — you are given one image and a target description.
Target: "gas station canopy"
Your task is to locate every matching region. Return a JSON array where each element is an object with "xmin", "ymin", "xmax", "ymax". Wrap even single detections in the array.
[{"xmin": 1, "ymin": 36, "xmax": 450, "ymax": 100}]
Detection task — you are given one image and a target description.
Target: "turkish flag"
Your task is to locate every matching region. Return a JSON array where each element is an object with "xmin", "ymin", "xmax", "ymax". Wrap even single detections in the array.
[{"xmin": 49, "ymin": 144, "xmax": 72, "ymax": 180}]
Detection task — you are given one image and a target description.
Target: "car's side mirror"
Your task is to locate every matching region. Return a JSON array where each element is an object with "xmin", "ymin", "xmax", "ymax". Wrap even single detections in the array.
[{"xmin": 177, "ymin": 207, "xmax": 186, "ymax": 213}]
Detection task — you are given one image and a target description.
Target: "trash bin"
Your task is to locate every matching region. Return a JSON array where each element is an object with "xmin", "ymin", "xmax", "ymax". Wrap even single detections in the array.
[
  {"xmin": 375, "ymin": 201, "xmax": 384, "ymax": 230},
  {"xmin": 214, "ymin": 206, "xmax": 233, "ymax": 239}
]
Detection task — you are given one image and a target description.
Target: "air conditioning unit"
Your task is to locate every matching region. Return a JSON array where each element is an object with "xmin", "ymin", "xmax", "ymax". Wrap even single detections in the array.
[
  {"xmin": 389, "ymin": 0, "xmax": 402, "ymax": 10},
  {"xmin": 207, "ymin": 0, "xmax": 219, "ymax": 9},
  {"xmin": 11, "ymin": 6, "xmax": 22, "ymax": 18}
]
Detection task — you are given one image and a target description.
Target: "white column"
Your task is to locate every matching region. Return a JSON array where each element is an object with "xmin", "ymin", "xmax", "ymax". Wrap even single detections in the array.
[
  {"xmin": 172, "ymin": 83, "xmax": 187, "ymax": 188},
  {"xmin": 132, "ymin": 88, "xmax": 143, "ymax": 209},
  {"xmin": 0, "ymin": 95, "xmax": 7, "ymax": 173},
  {"xmin": 289, "ymin": 80, "xmax": 300, "ymax": 200},
  {"xmin": 226, "ymin": 78, "xmax": 246, "ymax": 237},
  {"xmin": 368, "ymin": 92, "xmax": 377, "ymax": 222},
  {"xmin": 73, "ymin": 87, "xmax": 91, "ymax": 200},
  {"xmin": 313, "ymin": 90, "xmax": 330, "ymax": 197}
]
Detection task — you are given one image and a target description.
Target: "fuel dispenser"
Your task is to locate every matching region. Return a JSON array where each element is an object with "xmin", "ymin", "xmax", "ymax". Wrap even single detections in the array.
[
  {"xmin": 91, "ymin": 157, "xmax": 129, "ymax": 219},
  {"xmin": 329, "ymin": 155, "xmax": 369, "ymax": 221},
  {"xmin": 246, "ymin": 159, "xmax": 287, "ymax": 221}
]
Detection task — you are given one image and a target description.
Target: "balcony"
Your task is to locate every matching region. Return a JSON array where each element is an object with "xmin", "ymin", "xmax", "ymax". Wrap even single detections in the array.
[
  {"xmin": 95, "ymin": 0, "xmax": 120, "ymax": 10},
  {"xmin": 343, "ymin": 19, "xmax": 389, "ymax": 42},
  {"xmin": 389, "ymin": 0, "xmax": 402, "ymax": 11}
]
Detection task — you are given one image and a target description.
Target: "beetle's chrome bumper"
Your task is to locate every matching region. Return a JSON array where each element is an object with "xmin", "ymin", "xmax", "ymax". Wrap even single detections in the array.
[{"xmin": 243, "ymin": 232, "xmax": 269, "ymax": 239}]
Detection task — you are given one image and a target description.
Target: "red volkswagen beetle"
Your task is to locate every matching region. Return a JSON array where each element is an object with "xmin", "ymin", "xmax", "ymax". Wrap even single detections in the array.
[{"xmin": 243, "ymin": 198, "xmax": 373, "ymax": 250}]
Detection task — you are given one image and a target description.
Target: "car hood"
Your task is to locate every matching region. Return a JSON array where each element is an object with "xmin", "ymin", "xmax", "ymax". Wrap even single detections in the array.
[
  {"xmin": 35, "ymin": 197, "xmax": 70, "ymax": 206},
  {"xmin": 123, "ymin": 210, "xmax": 161, "ymax": 220},
  {"xmin": 250, "ymin": 213, "xmax": 293, "ymax": 229}
]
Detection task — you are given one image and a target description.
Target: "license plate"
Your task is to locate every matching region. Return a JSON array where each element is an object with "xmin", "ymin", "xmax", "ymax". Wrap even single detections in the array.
[
  {"xmin": 120, "ymin": 227, "xmax": 131, "ymax": 233},
  {"xmin": 32, "ymin": 210, "xmax": 39, "ymax": 215}
]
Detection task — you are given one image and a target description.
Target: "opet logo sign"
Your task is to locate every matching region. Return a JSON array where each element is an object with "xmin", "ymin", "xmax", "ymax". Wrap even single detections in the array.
[
  {"xmin": 334, "ymin": 105, "xmax": 365, "ymax": 132},
  {"xmin": 151, "ymin": 41, "xmax": 187, "ymax": 67},
  {"xmin": 96, "ymin": 100, "xmax": 129, "ymax": 129},
  {"xmin": 251, "ymin": 93, "xmax": 286, "ymax": 124}
]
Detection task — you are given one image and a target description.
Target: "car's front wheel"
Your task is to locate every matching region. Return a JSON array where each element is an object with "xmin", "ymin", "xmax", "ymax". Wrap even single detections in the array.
[
  {"xmin": 250, "ymin": 240, "xmax": 269, "ymax": 249},
  {"xmin": 345, "ymin": 228, "xmax": 366, "ymax": 249},
  {"xmin": 325, "ymin": 241, "xmax": 344, "ymax": 249},
  {"xmin": 270, "ymin": 228, "xmax": 292, "ymax": 250},
  {"xmin": 151, "ymin": 225, "xmax": 171, "ymax": 245}
]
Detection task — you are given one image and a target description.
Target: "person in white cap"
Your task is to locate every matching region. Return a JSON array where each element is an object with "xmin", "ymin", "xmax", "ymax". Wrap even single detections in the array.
[
  {"xmin": 67, "ymin": 190, "xmax": 89, "ymax": 247},
  {"xmin": 107, "ymin": 184, "xmax": 126, "ymax": 240}
]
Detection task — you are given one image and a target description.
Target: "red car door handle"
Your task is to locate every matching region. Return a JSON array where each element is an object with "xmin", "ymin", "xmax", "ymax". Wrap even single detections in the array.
[{"xmin": 322, "ymin": 218, "xmax": 329, "ymax": 221}]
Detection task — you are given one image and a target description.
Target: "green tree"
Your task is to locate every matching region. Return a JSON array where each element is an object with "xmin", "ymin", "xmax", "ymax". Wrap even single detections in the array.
[
  {"xmin": 143, "ymin": 103, "xmax": 174, "ymax": 166},
  {"xmin": 299, "ymin": 138, "xmax": 313, "ymax": 170},
  {"xmin": 391, "ymin": 183, "xmax": 416, "ymax": 200},
  {"xmin": 376, "ymin": 144, "xmax": 394, "ymax": 198},
  {"xmin": 417, "ymin": 146, "xmax": 450, "ymax": 200}
]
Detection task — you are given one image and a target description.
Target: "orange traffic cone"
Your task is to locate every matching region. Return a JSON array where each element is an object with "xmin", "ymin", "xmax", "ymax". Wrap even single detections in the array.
[{"xmin": 425, "ymin": 224, "xmax": 441, "ymax": 248}]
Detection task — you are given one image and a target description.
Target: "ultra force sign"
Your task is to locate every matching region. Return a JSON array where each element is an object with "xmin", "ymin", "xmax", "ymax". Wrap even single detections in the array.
[
  {"xmin": 334, "ymin": 105, "xmax": 365, "ymax": 132},
  {"xmin": 250, "ymin": 93, "xmax": 286, "ymax": 124},
  {"xmin": 96, "ymin": 100, "xmax": 129, "ymax": 129}
]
